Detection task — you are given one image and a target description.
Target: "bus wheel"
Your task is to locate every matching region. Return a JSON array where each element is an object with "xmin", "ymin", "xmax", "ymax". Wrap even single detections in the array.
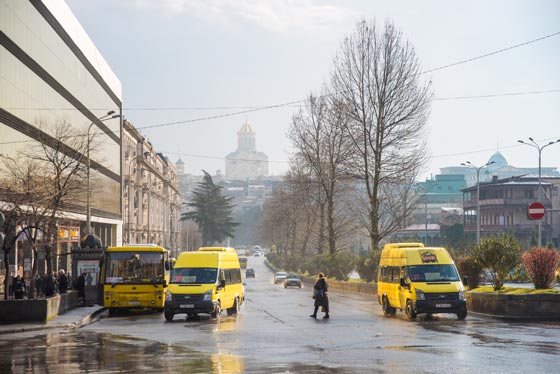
[
  {"xmin": 227, "ymin": 297, "xmax": 239, "ymax": 315},
  {"xmin": 457, "ymin": 310, "xmax": 467, "ymax": 320},
  {"xmin": 164, "ymin": 310, "xmax": 174, "ymax": 321},
  {"xmin": 382, "ymin": 296, "xmax": 396, "ymax": 316},
  {"xmin": 212, "ymin": 302, "xmax": 221, "ymax": 318},
  {"xmin": 405, "ymin": 300, "xmax": 417, "ymax": 320}
]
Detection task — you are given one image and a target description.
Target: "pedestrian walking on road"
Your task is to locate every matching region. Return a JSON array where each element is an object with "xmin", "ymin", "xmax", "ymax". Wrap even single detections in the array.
[
  {"xmin": 310, "ymin": 272, "xmax": 329, "ymax": 319},
  {"xmin": 43, "ymin": 271, "xmax": 56, "ymax": 297},
  {"xmin": 57, "ymin": 269, "xmax": 68, "ymax": 294},
  {"xmin": 12, "ymin": 274, "xmax": 26, "ymax": 299}
]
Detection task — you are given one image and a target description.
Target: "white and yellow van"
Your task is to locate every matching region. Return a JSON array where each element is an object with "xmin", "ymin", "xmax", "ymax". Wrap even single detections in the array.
[
  {"xmin": 377, "ymin": 243, "xmax": 467, "ymax": 320},
  {"xmin": 164, "ymin": 247, "xmax": 244, "ymax": 321}
]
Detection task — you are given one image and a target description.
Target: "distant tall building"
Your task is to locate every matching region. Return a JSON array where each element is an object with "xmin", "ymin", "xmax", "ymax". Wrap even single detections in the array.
[{"xmin": 225, "ymin": 121, "xmax": 268, "ymax": 180}]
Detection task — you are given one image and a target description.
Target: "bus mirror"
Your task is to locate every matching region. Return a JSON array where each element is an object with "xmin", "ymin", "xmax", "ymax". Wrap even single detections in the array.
[
  {"xmin": 165, "ymin": 261, "xmax": 170, "ymax": 271},
  {"xmin": 219, "ymin": 279, "xmax": 226, "ymax": 289},
  {"xmin": 162, "ymin": 279, "xmax": 167, "ymax": 288},
  {"xmin": 400, "ymin": 278, "xmax": 408, "ymax": 288}
]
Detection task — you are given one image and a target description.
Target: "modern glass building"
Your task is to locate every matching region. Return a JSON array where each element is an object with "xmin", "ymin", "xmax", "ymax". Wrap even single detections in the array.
[{"xmin": 1, "ymin": 0, "xmax": 123, "ymax": 249}]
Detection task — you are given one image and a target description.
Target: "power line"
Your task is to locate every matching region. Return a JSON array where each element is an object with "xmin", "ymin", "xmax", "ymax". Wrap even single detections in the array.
[
  {"xmin": 420, "ymin": 31, "xmax": 560, "ymax": 75},
  {"xmin": 1, "ymin": 88, "xmax": 559, "ymax": 147}
]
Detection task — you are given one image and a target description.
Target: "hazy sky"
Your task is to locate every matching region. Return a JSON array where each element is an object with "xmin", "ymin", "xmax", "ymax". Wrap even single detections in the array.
[{"xmin": 65, "ymin": 0, "xmax": 560, "ymax": 179}]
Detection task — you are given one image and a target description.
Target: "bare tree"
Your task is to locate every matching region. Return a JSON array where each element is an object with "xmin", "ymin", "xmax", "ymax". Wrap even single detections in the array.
[
  {"xmin": 289, "ymin": 93, "xmax": 355, "ymax": 255},
  {"xmin": 256, "ymin": 165, "xmax": 319, "ymax": 258},
  {"xmin": 330, "ymin": 19, "xmax": 432, "ymax": 251},
  {"xmin": 0, "ymin": 119, "xmax": 91, "ymax": 295}
]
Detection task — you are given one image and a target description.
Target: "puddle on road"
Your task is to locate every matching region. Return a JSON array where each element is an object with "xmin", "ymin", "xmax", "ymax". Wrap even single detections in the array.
[
  {"xmin": 0, "ymin": 331, "xmax": 368, "ymax": 373},
  {"xmin": 0, "ymin": 331, "xmax": 241, "ymax": 373}
]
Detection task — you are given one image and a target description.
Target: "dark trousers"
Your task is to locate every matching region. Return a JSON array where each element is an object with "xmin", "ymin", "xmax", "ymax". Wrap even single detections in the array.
[{"xmin": 312, "ymin": 299, "xmax": 329, "ymax": 316}]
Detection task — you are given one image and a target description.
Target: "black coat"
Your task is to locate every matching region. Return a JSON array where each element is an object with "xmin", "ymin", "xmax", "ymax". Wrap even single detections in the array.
[{"xmin": 313, "ymin": 277, "xmax": 329, "ymax": 307}]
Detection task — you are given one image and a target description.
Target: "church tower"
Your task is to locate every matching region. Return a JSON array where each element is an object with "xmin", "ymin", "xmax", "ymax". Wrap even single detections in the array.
[
  {"xmin": 225, "ymin": 120, "xmax": 269, "ymax": 180},
  {"xmin": 238, "ymin": 121, "xmax": 256, "ymax": 151}
]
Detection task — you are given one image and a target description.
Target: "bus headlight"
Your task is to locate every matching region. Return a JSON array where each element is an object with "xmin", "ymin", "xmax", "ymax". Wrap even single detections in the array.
[
  {"xmin": 165, "ymin": 291, "xmax": 172, "ymax": 301},
  {"xmin": 415, "ymin": 289, "xmax": 426, "ymax": 301},
  {"xmin": 203, "ymin": 289, "xmax": 213, "ymax": 301},
  {"xmin": 459, "ymin": 289, "xmax": 466, "ymax": 301}
]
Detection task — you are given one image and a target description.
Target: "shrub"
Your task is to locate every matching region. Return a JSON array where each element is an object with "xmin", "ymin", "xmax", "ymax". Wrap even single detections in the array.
[
  {"xmin": 456, "ymin": 256, "xmax": 483, "ymax": 289},
  {"xmin": 356, "ymin": 250, "xmax": 380, "ymax": 283},
  {"xmin": 522, "ymin": 247, "xmax": 559, "ymax": 289},
  {"xmin": 472, "ymin": 234, "xmax": 522, "ymax": 290}
]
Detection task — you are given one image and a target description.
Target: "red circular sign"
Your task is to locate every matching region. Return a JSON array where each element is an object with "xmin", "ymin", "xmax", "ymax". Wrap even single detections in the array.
[{"xmin": 528, "ymin": 202, "xmax": 546, "ymax": 220}]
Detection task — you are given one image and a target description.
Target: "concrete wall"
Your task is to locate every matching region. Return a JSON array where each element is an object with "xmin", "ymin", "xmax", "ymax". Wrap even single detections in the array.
[
  {"xmin": 301, "ymin": 276, "xmax": 377, "ymax": 296},
  {"xmin": 0, "ymin": 291, "xmax": 80, "ymax": 322},
  {"xmin": 466, "ymin": 292, "xmax": 560, "ymax": 320}
]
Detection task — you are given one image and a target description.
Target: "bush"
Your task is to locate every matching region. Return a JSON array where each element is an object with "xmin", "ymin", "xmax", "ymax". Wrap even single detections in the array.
[
  {"xmin": 522, "ymin": 247, "xmax": 559, "ymax": 289},
  {"xmin": 324, "ymin": 251, "xmax": 357, "ymax": 281},
  {"xmin": 472, "ymin": 234, "xmax": 522, "ymax": 291},
  {"xmin": 456, "ymin": 256, "xmax": 483, "ymax": 289},
  {"xmin": 356, "ymin": 250, "xmax": 380, "ymax": 283}
]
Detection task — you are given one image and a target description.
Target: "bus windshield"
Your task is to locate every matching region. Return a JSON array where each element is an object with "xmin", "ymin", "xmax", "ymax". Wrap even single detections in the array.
[
  {"xmin": 408, "ymin": 264, "xmax": 460, "ymax": 282},
  {"xmin": 104, "ymin": 252, "xmax": 165, "ymax": 284},
  {"xmin": 171, "ymin": 268, "xmax": 218, "ymax": 284}
]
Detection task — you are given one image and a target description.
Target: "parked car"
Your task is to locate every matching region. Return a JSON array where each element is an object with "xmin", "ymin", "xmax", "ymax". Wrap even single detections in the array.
[
  {"xmin": 245, "ymin": 268, "xmax": 255, "ymax": 278},
  {"xmin": 274, "ymin": 271, "xmax": 287, "ymax": 284},
  {"xmin": 283, "ymin": 274, "xmax": 302, "ymax": 288}
]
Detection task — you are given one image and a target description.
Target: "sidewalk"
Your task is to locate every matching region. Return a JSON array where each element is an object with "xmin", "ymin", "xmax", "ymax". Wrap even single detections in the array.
[{"xmin": 0, "ymin": 305, "xmax": 105, "ymax": 335}]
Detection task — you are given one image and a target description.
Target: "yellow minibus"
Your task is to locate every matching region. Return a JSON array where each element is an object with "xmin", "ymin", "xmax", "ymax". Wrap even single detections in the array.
[
  {"xmin": 164, "ymin": 247, "xmax": 244, "ymax": 321},
  {"xmin": 98, "ymin": 244, "xmax": 171, "ymax": 312},
  {"xmin": 377, "ymin": 243, "xmax": 467, "ymax": 320}
]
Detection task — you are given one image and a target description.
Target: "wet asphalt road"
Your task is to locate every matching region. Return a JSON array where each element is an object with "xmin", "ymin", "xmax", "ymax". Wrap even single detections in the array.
[{"xmin": 1, "ymin": 256, "xmax": 560, "ymax": 373}]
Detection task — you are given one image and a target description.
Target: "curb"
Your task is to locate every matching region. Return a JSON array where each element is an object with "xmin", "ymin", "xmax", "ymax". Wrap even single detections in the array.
[
  {"xmin": 69, "ymin": 307, "xmax": 107, "ymax": 330},
  {"xmin": 0, "ymin": 307, "xmax": 106, "ymax": 335}
]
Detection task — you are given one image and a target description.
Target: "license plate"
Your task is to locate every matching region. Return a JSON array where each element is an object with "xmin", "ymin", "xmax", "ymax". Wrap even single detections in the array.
[
  {"xmin": 128, "ymin": 301, "xmax": 140, "ymax": 306},
  {"xmin": 435, "ymin": 303, "xmax": 451, "ymax": 308},
  {"xmin": 180, "ymin": 304, "xmax": 194, "ymax": 309}
]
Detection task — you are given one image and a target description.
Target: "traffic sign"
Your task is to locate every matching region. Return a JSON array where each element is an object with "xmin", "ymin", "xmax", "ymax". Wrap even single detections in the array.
[{"xmin": 528, "ymin": 202, "xmax": 545, "ymax": 220}]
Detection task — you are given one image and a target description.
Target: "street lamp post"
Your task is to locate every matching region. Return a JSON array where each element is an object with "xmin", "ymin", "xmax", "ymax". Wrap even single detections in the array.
[
  {"xmin": 414, "ymin": 183, "xmax": 437, "ymax": 245},
  {"xmin": 125, "ymin": 154, "xmax": 137, "ymax": 244},
  {"xmin": 86, "ymin": 110, "xmax": 118, "ymax": 235},
  {"xmin": 517, "ymin": 138, "xmax": 560, "ymax": 246},
  {"xmin": 461, "ymin": 161, "xmax": 495, "ymax": 244}
]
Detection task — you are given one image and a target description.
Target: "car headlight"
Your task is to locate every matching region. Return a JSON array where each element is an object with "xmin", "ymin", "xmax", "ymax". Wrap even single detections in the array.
[
  {"xmin": 458, "ymin": 289, "xmax": 466, "ymax": 301},
  {"xmin": 165, "ymin": 291, "xmax": 172, "ymax": 301},
  {"xmin": 416, "ymin": 289, "xmax": 426, "ymax": 301},
  {"xmin": 203, "ymin": 289, "xmax": 213, "ymax": 301}
]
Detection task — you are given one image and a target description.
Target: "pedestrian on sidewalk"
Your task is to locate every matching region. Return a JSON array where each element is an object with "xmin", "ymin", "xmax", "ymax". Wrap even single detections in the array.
[
  {"xmin": 35, "ymin": 273, "xmax": 43, "ymax": 298},
  {"xmin": 310, "ymin": 272, "xmax": 329, "ymax": 319},
  {"xmin": 73, "ymin": 271, "xmax": 87, "ymax": 306},
  {"xmin": 43, "ymin": 271, "xmax": 56, "ymax": 297},
  {"xmin": 57, "ymin": 269, "xmax": 68, "ymax": 294},
  {"xmin": 12, "ymin": 274, "xmax": 26, "ymax": 299}
]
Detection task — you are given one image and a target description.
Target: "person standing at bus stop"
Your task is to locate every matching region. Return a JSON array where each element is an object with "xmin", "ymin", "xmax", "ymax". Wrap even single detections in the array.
[
  {"xmin": 73, "ymin": 271, "xmax": 87, "ymax": 306},
  {"xmin": 12, "ymin": 274, "xmax": 26, "ymax": 299}
]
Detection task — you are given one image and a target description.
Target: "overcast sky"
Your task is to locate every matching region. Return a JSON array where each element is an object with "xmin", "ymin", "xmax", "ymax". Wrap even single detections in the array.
[{"xmin": 65, "ymin": 0, "xmax": 560, "ymax": 179}]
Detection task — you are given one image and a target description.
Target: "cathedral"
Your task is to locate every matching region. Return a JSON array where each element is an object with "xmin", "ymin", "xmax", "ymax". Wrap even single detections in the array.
[{"xmin": 225, "ymin": 121, "xmax": 269, "ymax": 180}]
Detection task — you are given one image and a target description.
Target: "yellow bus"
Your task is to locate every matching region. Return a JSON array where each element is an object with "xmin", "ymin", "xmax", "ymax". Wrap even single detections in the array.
[{"xmin": 98, "ymin": 244, "xmax": 171, "ymax": 312}]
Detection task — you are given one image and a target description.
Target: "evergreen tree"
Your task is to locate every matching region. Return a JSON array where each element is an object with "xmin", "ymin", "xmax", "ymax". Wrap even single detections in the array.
[{"xmin": 181, "ymin": 171, "xmax": 239, "ymax": 246}]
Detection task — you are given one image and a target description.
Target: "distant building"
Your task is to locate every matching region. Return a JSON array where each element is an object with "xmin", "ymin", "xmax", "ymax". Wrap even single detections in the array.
[
  {"xmin": 225, "ymin": 121, "xmax": 268, "ymax": 180},
  {"xmin": 462, "ymin": 175, "xmax": 560, "ymax": 247},
  {"xmin": 440, "ymin": 151, "xmax": 560, "ymax": 187}
]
